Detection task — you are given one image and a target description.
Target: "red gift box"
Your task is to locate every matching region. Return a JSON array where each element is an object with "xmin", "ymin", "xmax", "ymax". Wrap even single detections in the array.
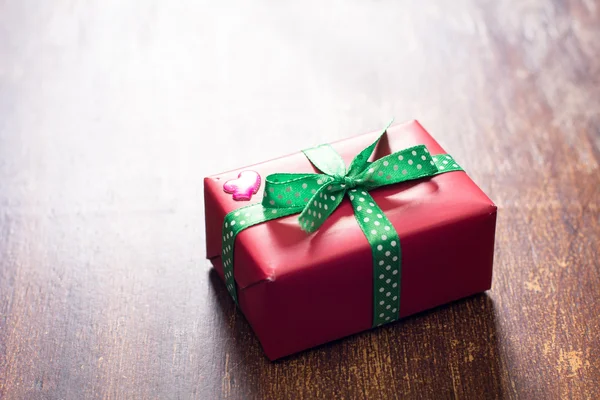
[{"xmin": 204, "ymin": 120, "xmax": 497, "ymax": 360}]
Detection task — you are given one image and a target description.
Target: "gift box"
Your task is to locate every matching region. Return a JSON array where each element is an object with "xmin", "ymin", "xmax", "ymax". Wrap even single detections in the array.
[{"xmin": 204, "ymin": 120, "xmax": 497, "ymax": 360}]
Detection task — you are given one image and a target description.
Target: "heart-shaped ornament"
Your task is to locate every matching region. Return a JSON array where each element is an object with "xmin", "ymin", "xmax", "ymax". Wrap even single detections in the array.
[{"xmin": 223, "ymin": 170, "xmax": 261, "ymax": 201}]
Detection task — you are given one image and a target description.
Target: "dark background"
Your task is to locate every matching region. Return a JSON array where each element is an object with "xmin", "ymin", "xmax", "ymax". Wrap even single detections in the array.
[{"xmin": 1, "ymin": 1, "xmax": 599, "ymax": 399}]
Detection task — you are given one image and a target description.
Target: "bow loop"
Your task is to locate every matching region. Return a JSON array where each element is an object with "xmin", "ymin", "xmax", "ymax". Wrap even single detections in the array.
[
  {"xmin": 354, "ymin": 145, "xmax": 439, "ymax": 190},
  {"xmin": 262, "ymin": 173, "xmax": 331, "ymax": 209},
  {"xmin": 302, "ymin": 144, "xmax": 346, "ymax": 177}
]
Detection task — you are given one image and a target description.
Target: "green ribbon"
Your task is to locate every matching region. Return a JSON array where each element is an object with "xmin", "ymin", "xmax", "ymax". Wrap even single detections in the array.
[{"xmin": 221, "ymin": 122, "xmax": 463, "ymax": 327}]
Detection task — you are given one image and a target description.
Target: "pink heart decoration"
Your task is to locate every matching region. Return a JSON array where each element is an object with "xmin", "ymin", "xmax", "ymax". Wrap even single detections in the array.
[{"xmin": 223, "ymin": 170, "xmax": 262, "ymax": 201}]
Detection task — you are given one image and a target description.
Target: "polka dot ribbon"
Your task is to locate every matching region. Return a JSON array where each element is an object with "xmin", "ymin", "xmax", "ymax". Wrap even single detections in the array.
[{"xmin": 221, "ymin": 121, "xmax": 463, "ymax": 327}]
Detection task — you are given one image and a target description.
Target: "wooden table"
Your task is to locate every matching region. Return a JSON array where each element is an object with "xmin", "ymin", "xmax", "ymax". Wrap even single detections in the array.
[{"xmin": 1, "ymin": 1, "xmax": 598, "ymax": 399}]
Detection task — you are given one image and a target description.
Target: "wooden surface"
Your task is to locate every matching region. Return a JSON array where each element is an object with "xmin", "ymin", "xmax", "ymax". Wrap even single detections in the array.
[{"xmin": 1, "ymin": 0, "xmax": 599, "ymax": 399}]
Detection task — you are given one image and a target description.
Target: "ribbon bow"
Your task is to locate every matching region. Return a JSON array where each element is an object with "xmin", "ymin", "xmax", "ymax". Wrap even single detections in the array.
[{"xmin": 221, "ymin": 122, "xmax": 463, "ymax": 327}]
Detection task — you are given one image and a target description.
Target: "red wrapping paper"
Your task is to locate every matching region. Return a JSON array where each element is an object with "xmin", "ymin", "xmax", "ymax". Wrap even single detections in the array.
[{"xmin": 204, "ymin": 121, "xmax": 497, "ymax": 360}]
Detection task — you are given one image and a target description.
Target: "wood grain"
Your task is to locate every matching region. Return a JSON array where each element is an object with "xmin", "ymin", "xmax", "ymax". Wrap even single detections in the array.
[{"xmin": 1, "ymin": 0, "xmax": 599, "ymax": 399}]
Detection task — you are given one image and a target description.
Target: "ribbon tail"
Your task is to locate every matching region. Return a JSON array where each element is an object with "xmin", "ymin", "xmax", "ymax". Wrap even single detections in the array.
[
  {"xmin": 346, "ymin": 119, "xmax": 394, "ymax": 177},
  {"xmin": 298, "ymin": 185, "xmax": 345, "ymax": 233}
]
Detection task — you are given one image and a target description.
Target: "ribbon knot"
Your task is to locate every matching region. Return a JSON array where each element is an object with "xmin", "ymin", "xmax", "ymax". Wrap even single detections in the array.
[{"xmin": 341, "ymin": 175, "xmax": 359, "ymax": 190}]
